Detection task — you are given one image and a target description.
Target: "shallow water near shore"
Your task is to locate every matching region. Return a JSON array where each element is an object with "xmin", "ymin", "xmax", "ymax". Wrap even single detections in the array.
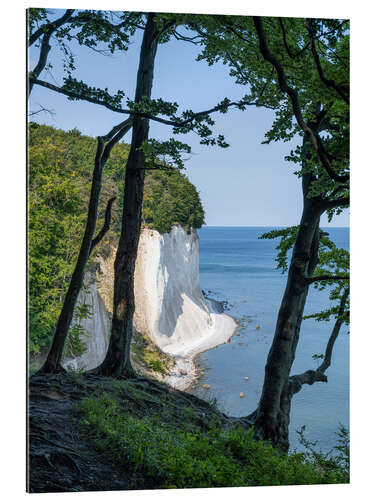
[{"xmin": 189, "ymin": 226, "xmax": 349, "ymax": 453}]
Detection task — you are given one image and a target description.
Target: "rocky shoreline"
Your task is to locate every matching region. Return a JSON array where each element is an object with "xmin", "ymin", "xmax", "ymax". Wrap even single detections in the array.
[{"xmin": 163, "ymin": 297, "xmax": 237, "ymax": 391}]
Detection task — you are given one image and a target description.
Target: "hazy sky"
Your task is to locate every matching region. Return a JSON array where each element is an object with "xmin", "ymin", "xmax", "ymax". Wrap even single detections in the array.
[{"xmin": 28, "ymin": 11, "xmax": 349, "ymax": 227}]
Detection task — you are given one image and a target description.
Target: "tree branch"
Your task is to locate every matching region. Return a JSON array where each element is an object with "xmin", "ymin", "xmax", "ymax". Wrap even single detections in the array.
[
  {"xmin": 71, "ymin": 11, "xmax": 146, "ymax": 32},
  {"xmin": 322, "ymin": 196, "xmax": 350, "ymax": 210},
  {"xmin": 29, "ymin": 77, "xmax": 264, "ymax": 127},
  {"xmin": 317, "ymin": 288, "xmax": 349, "ymax": 372},
  {"xmin": 89, "ymin": 196, "xmax": 116, "ymax": 254},
  {"xmin": 252, "ymin": 16, "xmax": 349, "ymax": 184},
  {"xmin": 307, "ymin": 19, "xmax": 349, "ymax": 104},
  {"xmin": 172, "ymin": 29, "xmax": 203, "ymax": 44},
  {"xmin": 149, "ymin": 18, "xmax": 176, "ymax": 44},
  {"xmin": 28, "ymin": 10, "xmax": 76, "ymax": 96},
  {"xmin": 288, "ymin": 287, "xmax": 349, "ymax": 395},
  {"xmin": 101, "ymin": 118, "xmax": 133, "ymax": 164},
  {"xmin": 306, "ymin": 275, "xmax": 349, "ymax": 284},
  {"xmin": 28, "ymin": 103, "xmax": 55, "ymax": 117},
  {"xmin": 278, "ymin": 18, "xmax": 309, "ymax": 59},
  {"xmin": 28, "ymin": 9, "xmax": 76, "ymax": 46}
]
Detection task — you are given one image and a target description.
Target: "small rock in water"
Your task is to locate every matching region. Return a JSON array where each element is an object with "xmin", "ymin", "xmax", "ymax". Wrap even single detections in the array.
[
  {"xmin": 239, "ymin": 392, "xmax": 245, "ymax": 398},
  {"xmin": 179, "ymin": 369, "xmax": 187, "ymax": 376},
  {"xmin": 244, "ymin": 377, "xmax": 249, "ymax": 381},
  {"xmin": 202, "ymin": 384, "xmax": 211, "ymax": 390}
]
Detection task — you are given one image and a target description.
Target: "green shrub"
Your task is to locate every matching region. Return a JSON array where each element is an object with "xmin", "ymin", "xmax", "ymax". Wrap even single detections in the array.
[{"xmin": 77, "ymin": 394, "xmax": 349, "ymax": 489}]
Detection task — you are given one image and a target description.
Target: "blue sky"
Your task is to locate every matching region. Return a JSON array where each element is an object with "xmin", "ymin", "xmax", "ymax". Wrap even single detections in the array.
[{"xmin": 28, "ymin": 10, "xmax": 349, "ymax": 227}]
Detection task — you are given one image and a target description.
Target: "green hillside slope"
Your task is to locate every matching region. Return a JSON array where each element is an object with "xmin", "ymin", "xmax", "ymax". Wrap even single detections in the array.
[{"xmin": 28, "ymin": 122, "xmax": 205, "ymax": 355}]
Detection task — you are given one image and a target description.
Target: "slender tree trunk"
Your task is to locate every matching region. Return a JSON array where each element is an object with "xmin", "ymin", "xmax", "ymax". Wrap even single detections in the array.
[
  {"xmin": 39, "ymin": 120, "xmax": 132, "ymax": 374},
  {"xmin": 253, "ymin": 169, "xmax": 325, "ymax": 450},
  {"xmin": 95, "ymin": 14, "xmax": 159, "ymax": 377}
]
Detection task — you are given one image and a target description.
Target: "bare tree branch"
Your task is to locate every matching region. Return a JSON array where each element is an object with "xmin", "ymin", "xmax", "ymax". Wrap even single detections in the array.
[
  {"xmin": 288, "ymin": 287, "xmax": 349, "ymax": 395},
  {"xmin": 317, "ymin": 288, "xmax": 349, "ymax": 372},
  {"xmin": 28, "ymin": 103, "xmax": 55, "ymax": 117},
  {"xmin": 89, "ymin": 196, "xmax": 116, "ymax": 254}
]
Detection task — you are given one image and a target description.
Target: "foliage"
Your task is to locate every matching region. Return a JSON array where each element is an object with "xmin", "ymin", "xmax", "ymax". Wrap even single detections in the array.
[
  {"xmin": 260, "ymin": 226, "xmax": 349, "ymax": 324},
  {"xmin": 193, "ymin": 16, "xmax": 349, "ymax": 213},
  {"xmin": 305, "ymin": 233, "xmax": 349, "ymax": 324},
  {"xmin": 28, "ymin": 10, "xmax": 233, "ymax": 151},
  {"xmin": 28, "ymin": 123, "xmax": 205, "ymax": 355},
  {"xmin": 296, "ymin": 424, "xmax": 349, "ymax": 481},
  {"xmin": 142, "ymin": 169, "xmax": 205, "ymax": 234},
  {"xmin": 28, "ymin": 9, "xmax": 142, "ymax": 77},
  {"xmin": 77, "ymin": 394, "xmax": 349, "ymax": 488},
  {"xmin": 131, "ymin": 329, "xmax": 174, "ymax": 375},
  {"xmin": 260, "ymin": 226, "xmax": 299, "ymax": 273}
]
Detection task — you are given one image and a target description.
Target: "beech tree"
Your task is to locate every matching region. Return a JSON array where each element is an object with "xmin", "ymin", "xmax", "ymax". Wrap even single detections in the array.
[
  {"xmin": 29, "ymin": 9, "xmax": 259, "ymax": 374},
  {"xmin": 28, "ymin": 8, "xmax": 139, "ymax": 372},
  {"xmin": 91, "ymin": 13, "xmax": 262, "ymax": 376},
  {"xmin": 193, "ymin": 15, "xmax": 349, "ymax": 450}
]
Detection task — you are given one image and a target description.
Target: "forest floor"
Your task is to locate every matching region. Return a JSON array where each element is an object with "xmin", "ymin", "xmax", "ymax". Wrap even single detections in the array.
[
  {"xmin": 28, "ymin": 371, "xmax": 242, "ymax": 493},
  {"xmin": 28, "ymin": 371, "xmax": 348, "ymax": 492}
]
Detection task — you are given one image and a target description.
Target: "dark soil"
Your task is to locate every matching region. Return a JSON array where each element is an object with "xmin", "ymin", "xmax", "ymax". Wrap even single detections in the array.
[
  {"xmin": 28, "ymin": 374, "xmax": 133, "ymax": 493},
  {"xmin": 28, "ymin": 372, "xmax": 250, "ymax": 493}
]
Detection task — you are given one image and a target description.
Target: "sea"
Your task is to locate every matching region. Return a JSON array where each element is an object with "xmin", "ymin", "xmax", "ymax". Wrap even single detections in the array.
[{"xmin": 190, "ymin": 226, "xmax": 349, "ymax": 453}]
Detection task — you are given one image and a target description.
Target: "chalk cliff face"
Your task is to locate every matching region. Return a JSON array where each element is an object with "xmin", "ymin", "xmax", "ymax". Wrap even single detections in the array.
[
  {"xmin": 62, "ymin": 276, "xmax": 111, "ymax": 371},
  {"xmin": 134, "ymin": 226, "xmax": 236, "ymax": 358},
  {"xmin": 63, "ymin": 225, "xmax": 236, "ymax": 383}
]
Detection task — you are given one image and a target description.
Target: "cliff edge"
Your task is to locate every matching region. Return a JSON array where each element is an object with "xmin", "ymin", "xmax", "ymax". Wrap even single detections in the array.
[
  {"xmin": 134, "ymin": 226, "xmax": 236, "ymax": 357},
  {"xmin": 64, "ymin": 226, "xmax": 236, "ymax": 388}
]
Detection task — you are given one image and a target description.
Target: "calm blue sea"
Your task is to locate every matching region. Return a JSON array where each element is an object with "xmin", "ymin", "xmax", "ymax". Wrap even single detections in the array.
[{"xmin": 190, "ymin": 226, "xmax": 349, "ymax": 452}]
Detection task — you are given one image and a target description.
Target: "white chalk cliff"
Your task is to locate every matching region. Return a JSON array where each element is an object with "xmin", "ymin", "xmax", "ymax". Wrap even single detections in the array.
[
  {"xmin": 64, "ymin": 225, "xmax": 236, "ymax": 386},
  {"xmin": 62, "ymin": 277, "xmax": 111, "ymax": 372},
  {"xmin": 134, "ymin": 226, "xmax": 236, "ymax": 358}
]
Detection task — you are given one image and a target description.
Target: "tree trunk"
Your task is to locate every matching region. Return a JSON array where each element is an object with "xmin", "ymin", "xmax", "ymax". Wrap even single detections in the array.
[
  {"xmin": 39, "ymin": 120, "xmax": 132, "ymax": 374},
  {"xmin": 95, "ymin": 14, "xmax": 159, "ymax": 377},
  {"xmin": 253, "ymin": 172, "xmax": 325, "ymax": 450},
  {"xmin": 277, "ymin": 287, "xmax": 349, "ymax": 449}
]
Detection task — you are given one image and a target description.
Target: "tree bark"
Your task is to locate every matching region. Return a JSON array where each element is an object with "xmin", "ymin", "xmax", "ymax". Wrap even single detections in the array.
[
  {"xmin": 276, "ymin": 287, "xmax": 349, "ymax": 448},
  {"xmin": 253, "ymin": 197, "xmax": 323, "ymax": 450},
  {"xmin": 39, "ymin": 119, "xmax": 132, "ymax": 374},
  {"xmin": 94, "ymin": 14, "xmax": 159, "ymax": 377},
  {"xmin": 252, "ymin": 139, "xmax": 329, "ymax": 450}
]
